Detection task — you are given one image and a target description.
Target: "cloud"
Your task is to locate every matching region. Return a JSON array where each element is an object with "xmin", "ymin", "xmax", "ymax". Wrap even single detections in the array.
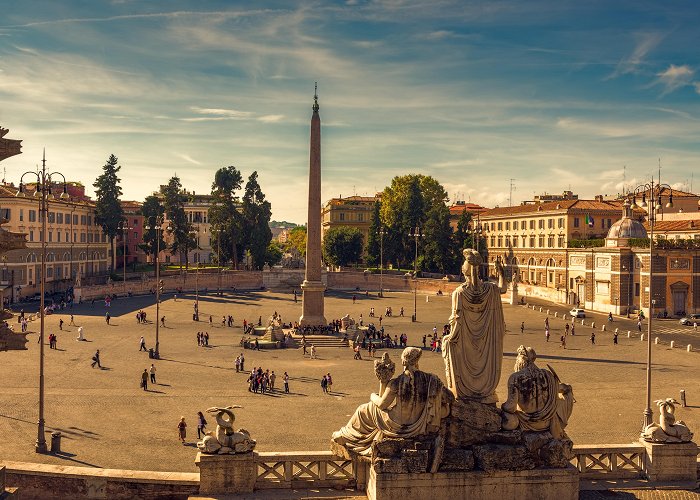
[
  {"xmin": 257, "ymin": 114, "xmax": 285, "ymax": 123},
  {"xmin": 654, "ymin": 64, "xmax": 694, "ymax": 95},
  {"xmin": 430, "ymin": 159, "xmax": 484, "ymax": 168},
  {"xmin": 189, "ymin": 107, "xmax": 253, "ymax": 119},
  {"xmin": 609, "ymin": 32, "xmax": 664, "ymax": 78},
  {"xmin": 177, "ymin": 154, "xmax": 202, "ymax": 165}
]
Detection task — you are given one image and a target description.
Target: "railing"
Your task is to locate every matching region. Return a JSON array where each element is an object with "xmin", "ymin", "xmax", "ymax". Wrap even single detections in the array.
[
  {"xmin": 571, "ymin": 444, "xmax": 646, "ymax": 479},
  {"xmin": 255, "ymin": 451, "xmax": 359, "ymax": 490}
]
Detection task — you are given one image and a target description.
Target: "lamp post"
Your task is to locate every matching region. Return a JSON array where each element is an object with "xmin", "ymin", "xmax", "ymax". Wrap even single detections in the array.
[
  {"xmin": 118, "ymin": 220, "xmax": 133, "ymax": 293},
  {"xmin": 145, "ymin": 217, "xmax": 169, "ymax": 359},
  {"xmin": 409, "ymin": 226, "xmax": 422, "ymax": 322},
  {"xmin": 16, "ymin": 151, "xmax": 68, "ymax": 454},
  {"xmin": 628, "ymin": 177, "xmax": 673, "ymax": 430},
  {"xmin": 379, "ymin": 227, "xmax": 385, "ymax": 298}
]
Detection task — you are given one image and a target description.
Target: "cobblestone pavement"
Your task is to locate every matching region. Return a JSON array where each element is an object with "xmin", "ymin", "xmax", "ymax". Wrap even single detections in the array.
[{"xmin": 1, "ymin": 289, "xmax": 698, "ymax": 472}]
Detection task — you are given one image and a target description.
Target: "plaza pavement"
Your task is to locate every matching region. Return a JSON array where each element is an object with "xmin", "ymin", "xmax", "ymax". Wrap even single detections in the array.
[{"xmin": 0, "ymin": 289, "xmax": 698, "ymax": 473}]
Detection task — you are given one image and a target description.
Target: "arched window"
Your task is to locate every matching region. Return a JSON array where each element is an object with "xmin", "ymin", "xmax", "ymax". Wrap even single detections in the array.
[
  {"xmin": 546, "ymin": 258, "xmax": 556, "ymax": 287},
  {"xmin": 527, "ymin": 257, "xmax": 536, "ymax": 283},
  {"xmin": 63, "ymin": 252, "xmax": 71, "ymax": 262}
]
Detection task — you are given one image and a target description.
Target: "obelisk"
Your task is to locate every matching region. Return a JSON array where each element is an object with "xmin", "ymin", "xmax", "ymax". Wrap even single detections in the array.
[{"xmin": 300, "ymin": 84, "xmax": 327, "ymax": 327}]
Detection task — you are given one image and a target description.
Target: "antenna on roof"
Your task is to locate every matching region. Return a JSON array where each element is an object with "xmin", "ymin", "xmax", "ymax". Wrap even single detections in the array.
[
  {"xmin": 623, "ymin": 165, "xmax": 626, "ymax": 196},
  {"xmin": 509, "ymin": 179, "xmax": 516, "ymax": 207}
]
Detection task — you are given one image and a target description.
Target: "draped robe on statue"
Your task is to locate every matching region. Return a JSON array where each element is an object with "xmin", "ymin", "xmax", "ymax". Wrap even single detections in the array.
[{"xmin": 442, "ymin": 281, "xmax": 505, "ymax": 402}]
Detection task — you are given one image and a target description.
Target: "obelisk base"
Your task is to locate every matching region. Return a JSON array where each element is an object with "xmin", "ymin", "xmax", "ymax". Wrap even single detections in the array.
[{"xmin": 300, "ymin": 280, "xmax": 327, "ymax": 327}]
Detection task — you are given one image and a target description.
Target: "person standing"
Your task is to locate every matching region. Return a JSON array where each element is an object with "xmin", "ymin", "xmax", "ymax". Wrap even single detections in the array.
[
  {"xmin": 565, "ymin": 323, "xmax": 570, "ymax": 336},
  {"xmin": 141, "ymin": 369, "xmax": 149, "ymax": 391},
  {"xmin": 326, "ymin": 373, "xmax": 333, "ymax": 393},
  {"xmin": 235, "ymin": 355, "xmax": 241, "ymax": 373},
  {"xmin": 283, "ymin": 372, "xmax": 289, "ymax": 393},
  {"xmin": 637, "ymin": 319, "xmax": 642, "ymax": 332},
  {"xmin": 520, "ymin": 322, "xmax": 525, "ymax": 334},
  {"xmin": 571, "ymin": 324, "xmax": 575, "ymax": 336},
  {"xmin": 239, "ymin": 353, "xmax": 245, "ymax": 372},
  {"xmin": 91, "ymin": 350, "xmax": 101, "ymax": 368},
  {"xmin": 310, "ymin": 344, "xmax": 317, "ymax": 359},
  {"xmin": 197, "ymin": 411, "xmax": 208, "ymax": 439},
  {"xmin": 320, "ymin": 374, "xmax": 328, "ymax": 394},
  {"xmin": 613, "ymin": 330, "xmax": 619, "ymax": 345},
  {"xmin": 149, "ymin": 364, "xmax": 157, "ymax": 384},
  {"xmin": 178, "ymin": 417, "xmax": 187, "ymax": 443},
  {"xmin": 161, "ymin": 316, "xmax": 166, "ymax": 327},
  {"xmin": 59, "ymin": 318, "xmax": 63, "ymax": 331},
  {"xmin": 560, "ymin": 335, "xmax": 566, "ymax": 349},
  {"xmin": 302, "ymin": 337, "xmax": 307, "ymax": 356},
  {"xmin": 545, "ymin": 327, "xmax": 550, "ymax": 342},
  {"xmin": 590, "ymin": 331, "xmax": 596, "ymax": 345},
  {"xmin": 270, "ymin": 371, "xmax": 276, "ymax": 391},
  {"xmin": 105, "ymin": 312, "xmax": 110, "ymax": 325},
  {"xmin": 139, "ymin": 336, "xmax": 147, "ymax": 351},
  {"xmin": 69, "ymin": 314, "xmax": 75, "ymax": 326}
]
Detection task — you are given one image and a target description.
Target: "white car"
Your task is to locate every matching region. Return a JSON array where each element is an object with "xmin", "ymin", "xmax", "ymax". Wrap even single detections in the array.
[
  {"xmin": 679, "ymin": 314, "xmax": 700, "ymax": 326},
  {"xmin": 569, "ymin": 308, "xmax": 586, "ymax": 318}
]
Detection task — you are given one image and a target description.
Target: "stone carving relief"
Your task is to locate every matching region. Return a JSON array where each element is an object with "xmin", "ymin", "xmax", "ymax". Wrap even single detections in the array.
[
  {"xmin": 670, "ymin": 258, "xmax": 690, "ymax": 270},
  {"xmin": 595, "ymin": 256, "xmax": 611, "ymax": 269},
  {"xmin": 569, "ymin": 255, "xmax": 586, "ymax": 267}
]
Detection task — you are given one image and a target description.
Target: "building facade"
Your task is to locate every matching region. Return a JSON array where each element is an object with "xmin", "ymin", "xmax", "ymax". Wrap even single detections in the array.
[
  {"xmin": 448, "ymin": 201, "xmax": 488, "ymax": 231},
  {"xmin": 159, "ymin": 190, "xmax": 216, "ymax": 265},
  {"xmin": 321, "ymin": 195, "xmax": 378, "ymax": 246},
  {"xmin": 0, "ymin": 182, "xmax": 110, "ymax": 302},
  {"xmin": 116, "ymin": 200, "xmax": 145, "ymax": 268}
]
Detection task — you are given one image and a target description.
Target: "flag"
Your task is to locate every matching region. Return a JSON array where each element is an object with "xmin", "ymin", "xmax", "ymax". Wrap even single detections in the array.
[{"xmin": 587, "ymin": 215, "xmax": 594, "ymax": 227}]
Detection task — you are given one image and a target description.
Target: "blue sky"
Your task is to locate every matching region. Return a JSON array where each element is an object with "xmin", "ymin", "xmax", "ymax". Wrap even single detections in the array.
[{"xmin": 1, "ymin": 1, "xmax": 699, "ymax": 223}]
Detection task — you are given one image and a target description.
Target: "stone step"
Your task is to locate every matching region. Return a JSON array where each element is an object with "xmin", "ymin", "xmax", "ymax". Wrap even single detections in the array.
[{"xmin": 295, "ymin": 335, "xmax": 350, "ymax": 348}]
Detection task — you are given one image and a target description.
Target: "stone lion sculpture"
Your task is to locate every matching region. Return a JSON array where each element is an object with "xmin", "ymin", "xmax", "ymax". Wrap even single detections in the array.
[
  {"xmin": 197, "ymin": 406, "xmax": 256, "ymax": 454},
  {"xmin": 501, "ymin": 346, "xmax": 575, "ymax": 440},
  {"xmin": 641, "ymin": 398, "xmax": 693, "ymax": 443}
]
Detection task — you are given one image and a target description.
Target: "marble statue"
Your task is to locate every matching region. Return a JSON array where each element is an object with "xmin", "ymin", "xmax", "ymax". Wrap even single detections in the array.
[
  {"xmin": 332, "ymin": 347, "xmax": 452, "ymax": 456},
  {"xmin": 76, "ymin": 326, "xmax": 85, "ymax": 341},
  {"xmin": 501, "ymin": 346, "xmax": 575, "ymax": 439},
  {"xmin": 442, "ymin": 249, "xmax": 506, "ymax": 402},
  {"xmin": 197, "ymin": 406, "xmax": 256, "ymax": 454},
  {"xmin": 641, "ymin": 398, "xmax": 693, "ymax": 443},
  {"xmin": 374, "ymin": 352, "xmax": 395, "ymax": 395},
  {"xmin": 340, "ymin": 314, "xmax": 355, "ymax": 331}
]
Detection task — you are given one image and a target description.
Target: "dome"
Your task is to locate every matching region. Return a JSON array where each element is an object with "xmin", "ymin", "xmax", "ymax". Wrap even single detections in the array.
[
  {"xmin": 605, "ymin": 200, "xmax": 647, "ymax": 247},
  {"xmin": 607, "ymin": 217, "xmax": 647, "ymax": 239}
]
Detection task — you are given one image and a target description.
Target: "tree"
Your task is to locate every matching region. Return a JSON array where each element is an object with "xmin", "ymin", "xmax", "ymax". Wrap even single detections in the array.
[
  {"xmin": 241, "ymin": 171, "xmax": 272, "ymax": 270},
  {"xmin": 161, "ymin": 175, "xmax": 193, "ymax": 269},
  {"xmin": 209, "ymin": 166, "xmax": 244, "ymax": 268},
  {"xmin": 285, "ymin": 226, "xmax": 307, "ymax": 257},
  {"xmin": 365, "ymin": 200, "xmax": 382, "ymax": 267},
  {"xmin": 265, "ymin": 242, "xmax": 284, "ymax": 266},
  {"xmin": 139, "ymin": 194, "xmax": 166, "ymax": 260},
  {"xmin": 322, "ymin": 226, "xmax": 364, "ymax": 267},
  {"xmin": 93, "ymin": 154, "xmax": 124, "ymax": 271},
  {"xmin": 421, "ymin": 203, "xmax": 454, "ymax": 274}
]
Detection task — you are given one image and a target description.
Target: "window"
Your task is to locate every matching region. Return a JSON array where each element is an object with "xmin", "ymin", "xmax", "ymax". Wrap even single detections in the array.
[
  {"xmin": 29, "ymin": 210, "xmax": 37, "ymax": 222},
  {"xmin": 48, "ymin": 231, "xmax": 53, "ymax": 242},
  {"xmin": 529, "ymin": 220, "xmax": 535, "ymax": 230},
  {"xmin": 57, "ymin": 231, "xmax": 61, "ymax": 242},
  {"xmin": 635, "ymin": 283, "xmax": 640, "ymax": 297},
  {"xmin": 574, "ymin": 217, "xmax": 580, "ymax": 228},
  {"xmin": 339, "ymin": 213, "xmax": 345, "ymax": 221},
  {"xmin": 548, "ymin": 218, "xmax": 554, "ymax": 229},
  {"xmin": 0, "ymin": 208, "xmax": 10, "ymax": 220},
  {"xmin": 513, "ymin": 221, "xmax": 518, "ymax": 230},
  {"xmin": 88, "ymin": 233, "xmax": 93, "ymax": 243},
  {"xmin": 29, "ymin": 230, "xmax": 34, "ymax": 242},
  {"xmin": 87, "ymin": 216, "xmax": 92, "ymax": 226},
  {"xmin": 529, "ymin": 236, "xmax": 535, "ymax": 247},
  {"xmin": 358, "ymin": 214, "xmax": 364, "ymax": 222},
  {"xmin": 491, "ymin": 223, "xmax": 495, "ymax": 231},
  {"xmin": 102, "ymin": 234, "xmax": 107, "ymax": 242},
  {"xmin": 538, "ymin": 219, "xmax": 544, "ymax": 229},
  {"xmin": 497, "ymin": 236, "xmax": 503, "ymax": 247},
  {"xmin": 538, "ymin": 235, "xmax": 545, "ymax": 247},
  {"xmin": 505, "ymin": 221, "xmax": 510, "ymax": 230},
  {"xmin": 558, "ymin": 217, "xmax": 564, "ymax": 229},
  {"xmin": 80, "ymin": 233, "xmax": 86, "ymax": 243},
  {"xmin": 512, "ymin": 236, "xmax": 518, "ymax": 247},
  {"xmin": 65, "ymin": 232, "xmax": 69, "ymax": 241},
  {"xmin": 558, "ymin": 235, "xmax": 565, "ymax": 247},
  {"xmin": 134, "ymin": 232, "xmax": 138, "ymax": 239},
  {"xmin": 490, "ymin": 236, "xmax": 496, "ymax": 247},
  {"xmin": 80, "ymin": 215, "xmax": 87, "ymax": 225},
  {"xmin": 20, "ymin": 209, "xmax": 24, "ymax": 222},
  {"xmin": 57, "ymin": 213, "xmax": 63, "ymax": 224},
  {"xmin": 48, "ymin": 212, "xmax": 55, "ymax": 223},
  {"xmin": 522, "ymin": 236, "xmax": 527, "ymax": 247},
  {"xmin": 547, "ymin": 235, "xmax": 554, "ymax": 247},
  {"xmin": 497, "ymin": 222, "xmax": 503, "ymax": 231},
  {"xmin": 66, "ymin": 213, "xmax": 71, "ymax": 224},
  {"xmin": 73, "ymin": 214, "xmax": 78, "ymax": 225},
  {"xmin": 133, "ymin": 219, "xmax": 138, "ymax": 225},
  {"xmin": 607, "ymin": 219, "xmax": 612, "ymax": 228}
]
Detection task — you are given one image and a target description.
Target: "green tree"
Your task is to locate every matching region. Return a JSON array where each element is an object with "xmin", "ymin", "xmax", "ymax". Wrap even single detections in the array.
[
  {"xmin": 452, "ymin": 209, "xmax": 474, "ymax": 273},
  {"xmin": 285, "ymin": 226, "xmax": 307, "ymax": 257},
  {"xmin": 93, "ymin": 154, "xmax": 124, "ymax": 271},
  {"xmin": 139, "ymin": 194, "xmax": 166, "ymax": 260},
  {"xmin": 241, "ymin": 171, "xmax": 272, "ymax": 269},
  {"xmin": 365, "ymin": 200, "xmax": 382, "ymax": 266},
  {"xmin": 421, "ymin": 203, "xmax": 454, "ymax": 274},
  {"xmin": 265, "ymin": 242, "xmax": 284, "ymax": 266},
  {"xmin": 322, "ymin": 226, "xmax": 364, "ymax": 267},
  {"xmin": 209, "ymin": 166, "xmax": 244, "ymax": 268},
  {"xmin": 161, "ymin": 175, "xmax": 194, "ymax": 269}
]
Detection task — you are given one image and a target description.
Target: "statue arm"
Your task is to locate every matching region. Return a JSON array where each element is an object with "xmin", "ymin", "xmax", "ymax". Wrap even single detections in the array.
[
  {"xmin": 501, "ymin": 375, "xmax": 519, "ymax": 413},
  {"xmin": 370, "ymin": 383, "xmax": 397, "ymax": 410}
]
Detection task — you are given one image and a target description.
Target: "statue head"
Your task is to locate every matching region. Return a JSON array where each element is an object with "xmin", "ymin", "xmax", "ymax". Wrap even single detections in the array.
[
  {"xmin": 401, "ymin": 346, "xmax": 422, "ymax": 370},
  {"xmin": 461, "ymin": 249, "xmax": 482, "ymax": 284},
  {"xmin": 514, "ymin": 345, "xmax": 537, "ymax": 372}
]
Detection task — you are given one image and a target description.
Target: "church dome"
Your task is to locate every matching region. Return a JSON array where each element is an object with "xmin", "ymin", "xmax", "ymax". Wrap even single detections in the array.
[{"xmin": 605, "ymin": 200, "xmax": 647, "ymax": 247}]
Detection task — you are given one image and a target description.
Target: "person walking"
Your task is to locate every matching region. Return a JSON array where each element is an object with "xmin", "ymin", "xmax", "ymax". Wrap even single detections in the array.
[
  {"xmin": 91, "ymin": 350, "xmax": 101, "ymax": 368},
  {"xmin": 302, "ymin": 337, "xmax": 307, "ymax": 356},
  {"xmin": 149, "ymin": 363, "xmax": 157, "ymax": 384},
  {"xmin": 613, "ymin": 330, "xmax": 619, "ymax": 345},
  {"xmin": 320, "ymin": 374, "xmax": 328, "ymax": 394},
  {"xmin": 69, "ymin": 314, "xmax": 75, "ymax": 326},
  {"xmin": 565, "ymin": 323, "xmax": 570, "ymax": 336},
  {"xmin": 520, "ymin": 322, "xmax": 525, "ymax": 334},
  {"xmin": 59, "ymin": 318, "xmax": 63, "ymax": 330},
  {"xmin": 545, "ymin": 327, "xmax": 550, "ymax": 342},
  {"xmin": 310, "ymin": 344, "xmax": 317, "ymax": 359},
  {"xmin": 637, "ymin": 319, "xmax": 642, "ymax": 332},
  {"xmin": 590, "ymin": 331, "xmax": 596, "ymax": 345},
  {"xmin": 178, "ymin": 417, "xmax": 187, "ymax": 443},
  {"xmin": 105, "ymin": 312, "xmax": 110, "ymax": 325},
  {"xmin": 560, "ymin": 334, "xmax": 566, "ymax": 349},
  {"xmin": 139, "ymin": 336, "xmax": 147, "ymax": 351},
  {"xmin": 197, "ymin": 411, "xmax": 208, "ymax": 439},
  {"xmin": 283, "ymin": 371, "xmax": 289, "ymax": 393},
  {"xmin": 270, "ymin": 371, "xmax": 276, "ymax": 391},
  {"xmin": 326, "ymin": 373, "xmax": 333, "ymax": 393},
  {"xmin": 141, "ymin": 369, "xmax": 149, "ymax": 391},
  {"xmin": 161, "ymin": 316, "xmax": 166, "ymax": 327},
  {"xmin": 571, "ymin": 324, "xmax": 575, "ymax": 336},
  {"xmin": 608, "ymin": 312, "xmax": 613, "ymax": 323}
]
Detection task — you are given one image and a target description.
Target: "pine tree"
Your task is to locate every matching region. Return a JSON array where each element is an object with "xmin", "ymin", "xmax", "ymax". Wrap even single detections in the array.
[
  {"xmin": 209, "ymin": 166, "xmax": 243, "ymax": 268},
  {"xmin": 93, "ymin": 154, "xmax": 124, "ymax": 272},
  {"xmin": 161, "ymin": 176, "xmax": 193, "ymax": 269},
  {"xmin": 139, "ymin": 194, "xmax": 166, "ymax": 260},
  {"xmin": 242, "ymin": 172, "xmax": 272, "ymax": 269},
  {"xmin": 365, "ymin": 200, "xmax": 382, "ymax": 267}
]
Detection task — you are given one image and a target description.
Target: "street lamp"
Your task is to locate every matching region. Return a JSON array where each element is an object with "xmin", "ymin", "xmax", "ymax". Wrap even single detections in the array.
[
  {"xmin": 144, "ymin": 217, "xmax": 170, "ymax": 358},
  {"xmin": 378, "ymin": 227, "xmax": 386, "ymax": 298},
  {"xmin": 16, "ymin": 150, "xmax": 68, "ymax": 454},
  {"xmin": 409, "ymin": 226, "xmax": 423, "ymax": 322},
  {"xmin": 628, "ymin": 176, "xmax": 673, "ymax": 430},
  {"xmin": 118, "ymin": 220, "xmax": 133, "ymax": 293}
]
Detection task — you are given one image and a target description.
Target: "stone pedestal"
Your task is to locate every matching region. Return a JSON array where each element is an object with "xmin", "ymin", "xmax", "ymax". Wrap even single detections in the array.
[
  {"xmin": 640, "ymin": 438, "xmax": 698, "ymax": 483},
  {"xmin": 195, "ymin": 452, "xmax": 257, "ymax": 495},
  {"xmin": 367, "ymin": 465, "xmax": 579, "ymax": 500},
  {"xmin": 300, "ymin": 280, "xmax": 326, "ymax": 327}
]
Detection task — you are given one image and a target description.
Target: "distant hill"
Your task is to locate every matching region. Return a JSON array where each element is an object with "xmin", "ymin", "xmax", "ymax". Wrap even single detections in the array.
[{"xmin": 269, "ymin": 220, "xmax": 301, "ymax": 228}]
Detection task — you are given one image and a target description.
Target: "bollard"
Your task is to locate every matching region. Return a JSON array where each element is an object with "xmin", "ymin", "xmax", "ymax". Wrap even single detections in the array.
[
  {"xmin": 627, "ymin": 330, "xmax": 631, "ymax": 338},
  {"xmin": 670, "ymin": 341, "xmax": 675, "ymax": 348},
  {"xmin": 581, "ymin": 319, "xmax": 585, "ymax": 325},
  {"xmin": 539, "ymin": 307, "xmax": 543, "ymax": 312},
  {"xmin": 679, "ymin": 389, "xmax": 687, "ymax": 407},
  {"xmin": 426, "ymin": 295, "xmax": 429, "ymax": 303},
  {"xmin": 641, "ymin": 334, "xmax": 645, "ymax": 341},
  {"xmin": 654, "ymin": 337, "xmax": 659, "ymax": 344},
  {"xmin": 50, "ymin": 432, "xmax": 61, "ymax": 453},
  {"xmin": 688, "ymin": 344, "xmax": 693, "ymax": 352},
  {"xmin": 601, "ymin": 324, "xmax": 606, "ymax": 331},
  {"xmin": 615, "ymin": 328, "xmax": 619, "ymax": 334},
  {"xmin": 546, "ymin": 309, "xmax": 550, "ymax": 315},
  {"xmin": 591, "ymin": 321, "xmax": 595, "ymax": 329},
  {"xmin": 554, "ymin": 312, "xmax": 558, "ymax": 318}
]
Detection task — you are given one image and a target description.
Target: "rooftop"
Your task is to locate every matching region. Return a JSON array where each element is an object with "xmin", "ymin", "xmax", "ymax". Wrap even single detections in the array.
[{"xmin": 481, "ymin": 199, "xmax": 623, "ymax": 218}]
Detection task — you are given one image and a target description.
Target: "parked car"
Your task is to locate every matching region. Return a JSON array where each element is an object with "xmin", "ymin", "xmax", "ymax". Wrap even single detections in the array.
[
  {"xmin": 569, "ymin": 308, "xmax": 586, "ymax": 318},
  {"xmin": 679, "ymin": 313, "xmax": 700, "ymax": 326}
]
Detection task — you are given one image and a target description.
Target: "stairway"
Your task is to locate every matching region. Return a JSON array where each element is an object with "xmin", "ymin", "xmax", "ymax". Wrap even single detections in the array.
[{"xmin": 294, "ymin": 334, "xmax": 350, "ymax": 348}]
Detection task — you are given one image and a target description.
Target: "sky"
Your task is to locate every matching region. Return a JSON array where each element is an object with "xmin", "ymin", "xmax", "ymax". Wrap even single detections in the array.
[{"xmin": 1, "ymin": 0, "xmax": 699, "ymax": 224}]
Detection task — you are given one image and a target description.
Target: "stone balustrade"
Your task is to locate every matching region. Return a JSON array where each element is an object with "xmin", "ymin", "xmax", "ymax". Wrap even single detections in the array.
[
  {"xmin": 571, "ymin": 444, "xmax": 646, "ymax": 479},
  {"xmin": 255, "ymin": 451, "xmax": 360, "ymax": 490}
]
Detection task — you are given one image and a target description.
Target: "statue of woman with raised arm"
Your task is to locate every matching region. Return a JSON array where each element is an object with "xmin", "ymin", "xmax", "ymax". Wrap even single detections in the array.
[{"xmin": 442, "ymin": 249, "xmax": 506, "ymax": 403}]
